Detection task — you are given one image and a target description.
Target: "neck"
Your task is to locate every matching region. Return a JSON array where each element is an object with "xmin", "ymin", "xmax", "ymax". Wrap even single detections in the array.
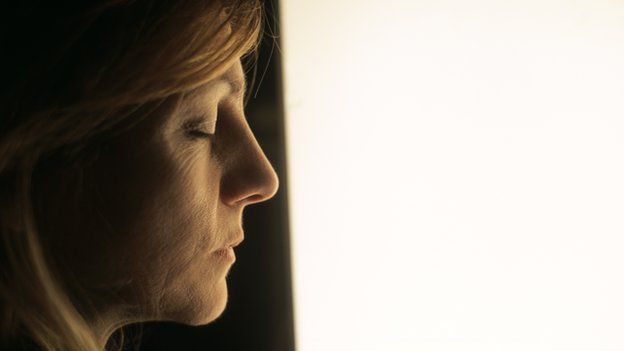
[{"xmin": 86, "ymin": 306, "xmax": 143, "ymax": 350}]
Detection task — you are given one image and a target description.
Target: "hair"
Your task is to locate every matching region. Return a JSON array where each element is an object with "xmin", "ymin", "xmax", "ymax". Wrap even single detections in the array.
[{"xmin": 0, "ymin": 1, "xmax": 263, "ymax": 350}]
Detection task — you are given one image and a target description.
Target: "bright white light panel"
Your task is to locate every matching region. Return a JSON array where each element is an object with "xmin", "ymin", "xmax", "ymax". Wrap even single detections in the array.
[{"xmin": 280, "ymin": 1, "xmax": 624, "ymax": 350}]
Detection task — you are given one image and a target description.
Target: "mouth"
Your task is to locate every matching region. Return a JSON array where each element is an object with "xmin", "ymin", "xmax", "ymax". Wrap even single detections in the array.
[
  {"xmin": 228, "ymin": 236, "xmax": 244, "ymax": 248},
  {"xmin": 212, "ymin": 234, "xmax": 243, "ymax": 262},
  {"xmin": 214, "ymin": 246, "xmax": 236, "ymax": 262}
]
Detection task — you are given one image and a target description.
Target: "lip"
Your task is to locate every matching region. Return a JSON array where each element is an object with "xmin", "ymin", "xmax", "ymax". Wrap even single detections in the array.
[
  {"xmin": 214, "ymin": 246, "xmax": 236, "ymax": 262},
  {"xmin": 213, "ymin": 233, "xmax": 244, "ymax": 253},
  {"xmin": 228, "ymin": 236, "xmax": 244, "ymax": 249}
]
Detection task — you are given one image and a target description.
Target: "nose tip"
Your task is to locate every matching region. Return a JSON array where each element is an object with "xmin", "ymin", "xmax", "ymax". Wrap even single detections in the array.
[
  {"xmin": 220, "ymin": 140, "xmax": 280, "ymax": 207},
  {"xmin": 250, "ymin": 155, "xmax": 280, "ymax": 204}
]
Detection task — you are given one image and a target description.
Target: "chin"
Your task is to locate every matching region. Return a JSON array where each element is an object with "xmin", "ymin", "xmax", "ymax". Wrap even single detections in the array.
[{"xmin": 184, "ymin": 279, "xmax": 230, "ymax": 326}]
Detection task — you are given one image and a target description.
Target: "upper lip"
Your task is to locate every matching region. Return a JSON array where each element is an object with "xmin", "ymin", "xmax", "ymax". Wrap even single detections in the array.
[{"xmin": 226, "ymin": 234, "xmax": 244, "ymax": 249}]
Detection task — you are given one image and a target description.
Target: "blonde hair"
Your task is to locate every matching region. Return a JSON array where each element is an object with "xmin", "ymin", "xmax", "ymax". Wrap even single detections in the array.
[{"xmin": 0, "ymin": 1, "xmax": 263, "ymax": 350}]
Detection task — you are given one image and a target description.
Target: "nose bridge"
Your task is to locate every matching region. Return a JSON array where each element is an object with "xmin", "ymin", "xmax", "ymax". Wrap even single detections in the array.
[{"xmin": 219, "ymin": 112, "xmax": 279, "ymax": 206}]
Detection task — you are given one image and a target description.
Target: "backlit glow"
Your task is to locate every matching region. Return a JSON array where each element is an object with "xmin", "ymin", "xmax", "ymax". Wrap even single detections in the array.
[{"xmin": 280, "ymin": 1, "xmax": 624, "ymax": 350}]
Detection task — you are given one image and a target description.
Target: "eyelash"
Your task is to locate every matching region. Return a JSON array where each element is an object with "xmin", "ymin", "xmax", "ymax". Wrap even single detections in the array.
[{"xmin": 186, "ymin": 129, "xmax": 215, "ymax": 140}]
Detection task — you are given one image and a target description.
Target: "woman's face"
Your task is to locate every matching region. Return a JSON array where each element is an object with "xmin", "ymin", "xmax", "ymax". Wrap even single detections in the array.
[{"xmin": 39, "ymin": 60, "xmax": 279, "ymax": 330}]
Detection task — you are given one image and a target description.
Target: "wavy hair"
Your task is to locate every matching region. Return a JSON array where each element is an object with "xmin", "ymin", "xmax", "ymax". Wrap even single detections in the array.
[{"xmin": 0, "ymin": 1, "xmax": 263, "ymax": 350}]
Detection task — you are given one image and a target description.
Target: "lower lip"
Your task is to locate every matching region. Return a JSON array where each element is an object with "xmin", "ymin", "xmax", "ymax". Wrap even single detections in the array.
[{"xmin": 213, "ymin": 247, "xmax": 236, "ymax": 263}]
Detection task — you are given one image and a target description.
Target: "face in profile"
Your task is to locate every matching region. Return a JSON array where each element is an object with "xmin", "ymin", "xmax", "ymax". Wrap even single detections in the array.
[{"xmin": 37, "ymin": 59, "xmax": 279, "ymax": 329}]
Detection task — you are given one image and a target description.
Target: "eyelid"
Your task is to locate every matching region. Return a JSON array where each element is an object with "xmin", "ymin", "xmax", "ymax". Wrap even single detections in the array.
[
  {"xmin": 187, "ymin": 129, "xmax": 214, "ymax": 139},
  {"xmin": 182, "ymin": 116, "xmax": 216, "ymax": 133}
]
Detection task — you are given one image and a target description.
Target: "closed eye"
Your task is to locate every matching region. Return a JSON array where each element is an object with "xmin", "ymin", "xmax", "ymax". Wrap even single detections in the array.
[
  {"xmin": 182, "ymin": 116, "xmax": 216, "ymax": 140},
  {"xmin": 186, "ymin": 129, "xmax": 215, "ymax": 139}
]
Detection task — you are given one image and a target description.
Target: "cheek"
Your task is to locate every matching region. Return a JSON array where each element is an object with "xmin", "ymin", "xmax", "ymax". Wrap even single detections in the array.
[
  {"xmin": 162, "ymin": 148, "xmax": 221, "ymax": 254},
  {"xmin": 137, "ymin": 158, "xmax": 230, "ymax": 321},
  {"xmin": 144, "ymin": 181, "xmax": 217, "ymax": 267},
  {"xmin": 127, "ymin": 148, "xmax": 223, "ymax": 285},
  {"xmin": 75, "ymin": 139, "xmax": 221, "ymax": 290}
]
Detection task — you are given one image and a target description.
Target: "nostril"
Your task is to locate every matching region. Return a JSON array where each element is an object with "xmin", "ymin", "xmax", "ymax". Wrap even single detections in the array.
[{"xmin": 248, "ymin": 194, "xmax": 264, "ymax": 203}]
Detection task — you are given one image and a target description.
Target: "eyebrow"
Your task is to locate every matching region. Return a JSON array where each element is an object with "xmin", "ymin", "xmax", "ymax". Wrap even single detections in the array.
[
  {"xmin": 184, "ymin": 75, "xmax": 246, "ymax": 107},
  {"xmin": 205, "ymin": 77, "xmax": 246, "ymax": 100},
  {"xmin": 227, "ymin": 77, "xmax": 246, "ymax": 97}
]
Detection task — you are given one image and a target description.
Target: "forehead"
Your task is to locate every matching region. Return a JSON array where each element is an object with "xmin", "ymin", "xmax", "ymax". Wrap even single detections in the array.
[{"xmin": 184, "ymin": 60, "xmax": 246, "ymax": 103}]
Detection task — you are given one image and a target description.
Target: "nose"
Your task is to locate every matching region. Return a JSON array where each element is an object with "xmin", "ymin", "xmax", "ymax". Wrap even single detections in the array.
[{"xmin": 218, "ymin": 114, "xmax": 280, "ymax": 207}]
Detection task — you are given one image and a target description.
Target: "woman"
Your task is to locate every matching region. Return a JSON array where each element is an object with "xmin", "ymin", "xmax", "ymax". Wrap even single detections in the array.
[{"xmin": 0, "ymin": 1, "xmax": 279, "ymax": 350}]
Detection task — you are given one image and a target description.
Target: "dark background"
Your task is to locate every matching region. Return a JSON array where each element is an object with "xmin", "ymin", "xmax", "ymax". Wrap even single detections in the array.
[{"xmin": 136, "ymin": 0, "xmax": 295, "ymax": 350}]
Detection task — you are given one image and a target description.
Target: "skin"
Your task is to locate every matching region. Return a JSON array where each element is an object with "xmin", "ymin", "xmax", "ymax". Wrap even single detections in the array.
[{"xmin": 37, "ymin": 59, "xmax": 279, "ymax": 347}]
